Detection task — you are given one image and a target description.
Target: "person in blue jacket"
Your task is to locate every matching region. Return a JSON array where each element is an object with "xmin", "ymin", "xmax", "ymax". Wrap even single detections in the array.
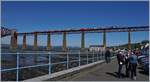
[{"xmin": 129, "ymin": 51, "xmax": 138, "ymax": 80}]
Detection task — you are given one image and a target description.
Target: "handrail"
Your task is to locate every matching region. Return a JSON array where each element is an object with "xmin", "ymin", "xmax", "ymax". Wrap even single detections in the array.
[{"xmin": 1, "ymin": 51, "xmax": 116, "ymax": 81}]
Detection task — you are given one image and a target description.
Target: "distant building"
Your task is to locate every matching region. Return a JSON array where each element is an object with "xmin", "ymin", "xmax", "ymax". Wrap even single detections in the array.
[{"xmin": 89, "ymin": 45, "xmax": 105, "ymax": 52}]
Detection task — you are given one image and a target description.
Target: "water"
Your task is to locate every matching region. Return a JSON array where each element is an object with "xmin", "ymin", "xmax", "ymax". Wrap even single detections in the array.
[{"xmin": 1, "ymin": 51, "xmax": 105, "ymax": 81}]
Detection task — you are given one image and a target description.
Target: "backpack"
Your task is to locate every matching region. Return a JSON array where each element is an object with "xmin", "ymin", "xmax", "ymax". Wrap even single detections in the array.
[{"xmin": 120, "ymin": 54, "xmax": 125, "ymax": 64}]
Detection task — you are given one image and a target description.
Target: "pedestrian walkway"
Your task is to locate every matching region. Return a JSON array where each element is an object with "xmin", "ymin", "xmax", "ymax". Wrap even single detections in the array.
[{"xmin": 60, "ymin": 58, "xmax": 149, "ymax": 81}]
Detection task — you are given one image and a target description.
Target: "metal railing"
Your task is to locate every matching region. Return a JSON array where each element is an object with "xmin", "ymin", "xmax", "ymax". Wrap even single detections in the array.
[{"xmin": 1, "ymin": 51, "xmax": 116, "ymax": 81}]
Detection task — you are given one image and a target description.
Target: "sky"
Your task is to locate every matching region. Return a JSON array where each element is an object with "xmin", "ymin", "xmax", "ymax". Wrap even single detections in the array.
[{"xmin": 1, "ymin": 1, "xmax": 149, "ymax": 47}]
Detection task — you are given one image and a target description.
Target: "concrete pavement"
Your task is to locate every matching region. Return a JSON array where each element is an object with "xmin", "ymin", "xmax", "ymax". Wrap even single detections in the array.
[{"xmin": 59, "ymin": 58, "xmax": 149, "ymax": 81}]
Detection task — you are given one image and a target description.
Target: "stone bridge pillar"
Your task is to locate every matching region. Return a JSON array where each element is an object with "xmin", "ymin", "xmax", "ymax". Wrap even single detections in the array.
[
  {"xmin": 128, "ymin": 30, "xmax": 131, "ymax": 50},
  {"xmin": 47, "ymin": 32, "xmax": 51, "ymax": 50},
  {"xmin": 10, "ymin": 30, "xmax": 17, "ymax": 50},
  {"xmin": 103, "ymin": 30, "xmax": 106, "ymax": 49},
  {"xmin": 62, "ymin": 32, "xmax": 67, "ymax": 51},
  {"xmin": 22, "ymin": 33, "xmax": 26, "ymax": 49},
  {"xmin": 81, "ymin": 31, "xmax": 85, "ymax": 50},
  {"xmin": 33, "ymin": 32, "xmax": 37, "ymax": 50}
]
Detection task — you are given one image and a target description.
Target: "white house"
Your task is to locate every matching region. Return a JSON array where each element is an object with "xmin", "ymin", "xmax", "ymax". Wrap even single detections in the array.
[{"xmin": 89, "ymin": 45, "xmax": 105, "ymax": 52}]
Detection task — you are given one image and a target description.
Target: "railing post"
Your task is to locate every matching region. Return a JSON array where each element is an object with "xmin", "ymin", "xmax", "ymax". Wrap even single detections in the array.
[
  {"xmin": 97, "ymin": 53, "xmax": 98, "ymax": 61},
  {"xmin": 93, "ymin": 52, "xmax": 94, "ymax": 62},
  {"xmin": 98, "ymin": 53, "xmax": 101, "ymax": 60},
  {"xmin": 99, "ymin": 53, "xmax": 100, "ymax": 60},
  {"xmin": 67, "ymin": 52, "xmax": 69, "ymax": 69},
  {"xmin": 79, "ymin": 52, "xmax": 80, "ymax": 66},
  {"xmin": 48, "ymin": 52, "xmax": 51, "ymax": 75},
  {"xmin": 99, "ymin": 53, "xmax": 101, "ymax": 60},
  {"xmin": 16, "ymin": 52, "xmax": 19, "ymax": 81},
  {"xmin": 102, "ymin": 51, "xmax": 104, "ymax": 59},
  {"xmin": 87, "ymin": 52, "xmax": 88, "ymax": 64}
]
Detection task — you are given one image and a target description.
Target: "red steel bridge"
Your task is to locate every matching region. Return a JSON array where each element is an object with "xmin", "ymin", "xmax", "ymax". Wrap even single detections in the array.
[{"xmin": 1, "ymin": 26, "xmax": 149, "ymax": 51}]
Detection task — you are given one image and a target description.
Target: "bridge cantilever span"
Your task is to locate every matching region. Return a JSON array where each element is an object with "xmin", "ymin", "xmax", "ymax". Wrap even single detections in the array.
[
  {"xmin": 1, "ymin": 27, "xmax": 16, "ymax": 37},
  {"xmin": 16, "ymin": 26, "xmax": 149, "ymax": 35},
  {"xmin": 1, "ymin": 26, "xmax": 149, "ymax": 51}
]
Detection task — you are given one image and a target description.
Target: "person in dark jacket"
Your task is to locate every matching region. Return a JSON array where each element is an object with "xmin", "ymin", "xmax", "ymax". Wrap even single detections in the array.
[
  {"xmin": 125, "ymin": 50, "xmax": 131, "ymax": 77},
  {"xmin": 117, "ymin": 51, "xmax": 125, "ymax": 78},
  {"xmin": 105, "ymin": 49, "xmax": 111, "ymax": 64}
]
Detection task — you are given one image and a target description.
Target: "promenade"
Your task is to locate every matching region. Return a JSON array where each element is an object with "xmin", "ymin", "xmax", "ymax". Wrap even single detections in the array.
[{"xmin": 59, "ymin": 58, "xmax": 149, "ymax": 81}]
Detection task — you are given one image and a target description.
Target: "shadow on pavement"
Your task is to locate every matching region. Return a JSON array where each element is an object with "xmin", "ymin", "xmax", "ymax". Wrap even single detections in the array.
[
  {"xmin": 139, "ymin": 70, "xmax": 149, "ymax": 76},
  {"xmin": 138, "ymin": 67, "xmax": 143, "ymax": 70},
  {"xmin": 106, "ymin": 72, "xmax": 127, "ymax": 78},
  {"xmin": 105, "ymin": 72, "xmax": 118, "ymax": 78}
]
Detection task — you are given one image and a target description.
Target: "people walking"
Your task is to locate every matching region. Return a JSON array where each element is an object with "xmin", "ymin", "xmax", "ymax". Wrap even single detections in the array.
[
  {"xmin": 129, "ymin": 51, "xmax": 138, "ymax": 80},
  {"xmin": 117, "ymin": 51, "xmax": 125, "ymax": 78},
  {"xmin": 125, "ymin": 50, "xmax": 131, "ymax": 77},
  {"xmin": 105, "ymin": 48, "xmax": 111, "ymax": 64}
]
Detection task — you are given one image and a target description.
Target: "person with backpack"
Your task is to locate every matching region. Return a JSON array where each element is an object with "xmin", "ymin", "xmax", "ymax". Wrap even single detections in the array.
[
  {"xmin": 117, "ymin": 51, "xmax": 125, "ymax": 78},
  {"xmin": 125, "ymin": 50, "xmax": 131, "ymax": 77},
  {"xmin": 129, "ymin": 51, "xmax": 138, "ymax": 80}
]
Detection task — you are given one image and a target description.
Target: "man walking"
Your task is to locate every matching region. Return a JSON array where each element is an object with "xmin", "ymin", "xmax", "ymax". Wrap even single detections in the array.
[
  {"xmin": 129, "ymin": 51, "xmax": 138, "ymax": 80},
  {"xmin": 105, "ymin": 48, "xmax": 111, "ymax": 63},
  {"xmin": 117, "ymin": 51, "xmax": 125, "ymax": 78},
  {"xmin": 125, "ymin": 50, "xmax": 131, "ymax": 77}
]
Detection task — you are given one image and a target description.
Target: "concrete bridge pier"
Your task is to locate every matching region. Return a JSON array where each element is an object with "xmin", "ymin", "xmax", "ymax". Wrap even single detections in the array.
[
  {"xmin": 81, "ymin": 31, "xmax": 85, "ymax": 50},
  {"xmin": 10, "ymin": 31, "xmax": 18, "ymax": 50},
  {"xmin": 128, "ymin": 30, "xmax": 131, "ymax": 50},
  {"xmin": 62, "ymin": 32, "xmax": 67, "ymax": 51},
  {"xmin": 22, "ymin": 33, "xmax": 26, "ymax": 50},
  {"xmin": 47, "ymin": 32, "xmax": 51, "ymax": 50},
  {"xmin": 33, "ymin": 32, "xmax": 38, "ymax": 50},
  {"xmin": 33, "ymin": 32, "xmax": 38, "ymax": 63},
  {"xmin": 10, "ymin": 35, "xmax": 13, "ymax": 49},
  {"xmin": 103, "ymin": 31, "xmax": 106, "ymax": 49}
]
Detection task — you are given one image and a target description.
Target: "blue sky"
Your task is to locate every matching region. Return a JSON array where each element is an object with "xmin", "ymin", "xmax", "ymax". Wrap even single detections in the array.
[{"xmin": 1, "ymin": 1, "xmax": 149, "ymax": 47}]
